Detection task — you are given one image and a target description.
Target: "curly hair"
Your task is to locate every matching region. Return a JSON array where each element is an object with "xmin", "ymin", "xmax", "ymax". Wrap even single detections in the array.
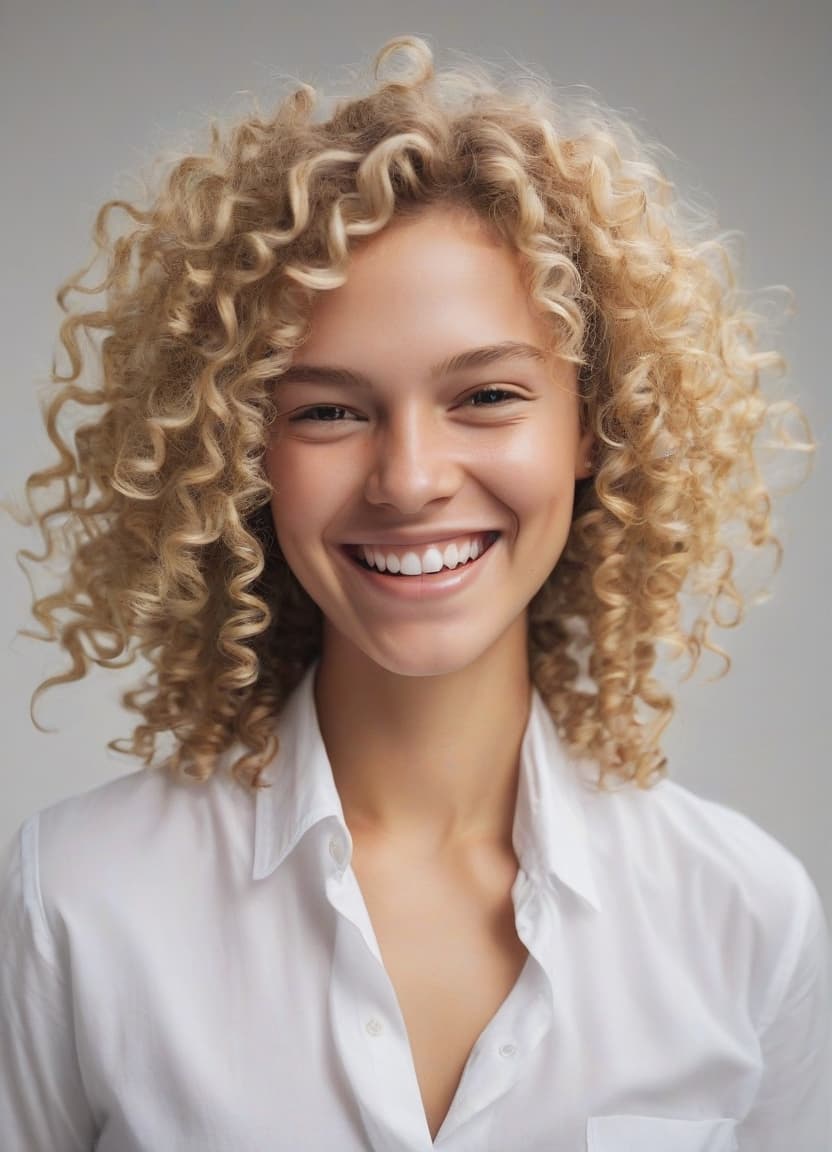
[{"xmin": 6, "ymin": 35, "xmax": 813, "ymax": 793}]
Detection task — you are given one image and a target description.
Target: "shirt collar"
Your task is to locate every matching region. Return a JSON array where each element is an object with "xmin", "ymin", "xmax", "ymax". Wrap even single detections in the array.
[
  {"xmin": 252, "ymin": 661, "xmax": 601, "ymax": 912},
  {"xmin": 515, "ymin": 685, "xmax": 602, "ymax": 911}
]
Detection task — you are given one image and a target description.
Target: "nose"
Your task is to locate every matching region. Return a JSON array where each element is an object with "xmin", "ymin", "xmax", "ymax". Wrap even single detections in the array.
[{"xmin": 363, "ymin": 405, "xmax": 462, "ymax": 514}]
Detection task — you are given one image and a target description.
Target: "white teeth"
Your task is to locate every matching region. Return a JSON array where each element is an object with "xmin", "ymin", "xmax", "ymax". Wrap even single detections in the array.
[
  {"xmin": 400, "ymin": 552, "xmax": 422, "ymax": 576},
  {"xmin": 422, "ymin": 546, "xmax": 444, "ymax": 574},
  {"xmin": 356, "ymin": 532, "xmax": 495, "ymax": 575}
]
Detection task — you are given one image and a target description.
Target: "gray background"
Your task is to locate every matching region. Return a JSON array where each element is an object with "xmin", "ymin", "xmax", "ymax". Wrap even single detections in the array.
[{"xmin": 1, "ymin": 0, "xmax": 829, "ymax": 937}]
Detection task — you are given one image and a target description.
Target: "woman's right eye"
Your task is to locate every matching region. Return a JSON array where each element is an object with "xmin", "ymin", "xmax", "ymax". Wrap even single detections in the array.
[{"xmin": 290, "ymin": 405, "xmax": 356, "ymax": 422}]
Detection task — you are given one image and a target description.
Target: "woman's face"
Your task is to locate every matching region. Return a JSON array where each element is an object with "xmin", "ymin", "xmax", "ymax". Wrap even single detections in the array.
[{"xmin": 265, "ymin": 205, "xmax": 593, "ymax": 678}]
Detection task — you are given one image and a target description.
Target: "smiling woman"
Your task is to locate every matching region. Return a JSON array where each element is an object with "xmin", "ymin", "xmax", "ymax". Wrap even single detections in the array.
[
  {"xmin": 0, "ymin": 32, "xmax": 828, "ymax": 1152},
  {"xmin": 265, "ymin": 205, "xmax": 592, "ymax": 678}
]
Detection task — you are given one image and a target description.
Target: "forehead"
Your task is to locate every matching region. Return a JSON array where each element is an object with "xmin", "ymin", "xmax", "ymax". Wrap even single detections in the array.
[{"xmin": 295, "ymin": 205, "xmax": 549, "ymax": 356}]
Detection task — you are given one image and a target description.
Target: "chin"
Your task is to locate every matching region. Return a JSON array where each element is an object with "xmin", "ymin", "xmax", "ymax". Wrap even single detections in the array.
[
  {"xmin": 373, "ymin": 656, "xmax": 471, "ymax": 680},
  {"xmin": 353, "ymin": 630, "xmax": 506, "ymax": 681}
]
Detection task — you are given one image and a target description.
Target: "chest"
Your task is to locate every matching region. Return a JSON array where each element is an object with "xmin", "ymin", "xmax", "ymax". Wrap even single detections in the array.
[{"xmin": 350, "ymin": 841, "xmax": 530, "ymax": 1142}]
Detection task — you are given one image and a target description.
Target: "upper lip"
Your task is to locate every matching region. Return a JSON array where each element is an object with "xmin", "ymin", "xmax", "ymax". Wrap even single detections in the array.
[{"xmin": 341, "ymin": 529, "xmax": 500, "ymax": 548}]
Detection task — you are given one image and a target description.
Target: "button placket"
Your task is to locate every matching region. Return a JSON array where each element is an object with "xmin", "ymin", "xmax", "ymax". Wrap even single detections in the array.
[
  {"xmin": 329, "ymin": 912, "xmax": 431, "ymax": 1151},
  {"xmin": 440, "ymin": 953, "xmax": 553, "ymax": 1140}
]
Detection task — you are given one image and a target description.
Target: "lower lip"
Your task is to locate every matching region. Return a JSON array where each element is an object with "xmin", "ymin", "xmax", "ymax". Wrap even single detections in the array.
[{"xmin": 338, "ymin": 535, "xmax": 500, "ymax": 602}]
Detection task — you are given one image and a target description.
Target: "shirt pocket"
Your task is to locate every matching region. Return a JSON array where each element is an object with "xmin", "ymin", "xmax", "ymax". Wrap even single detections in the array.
[{"xmin": 586, "ymin": 1114, "xmax": 738, "ymax": 1152}]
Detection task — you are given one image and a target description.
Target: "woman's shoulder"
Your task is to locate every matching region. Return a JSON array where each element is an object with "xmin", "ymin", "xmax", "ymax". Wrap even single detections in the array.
[
  {"xmin": 37, "ymin": 760, "xmax": 244, "ymax": 844},
  {"xmin": 583, "ymin": 772, "xmax": 827, "ymax": 1026},
  {"xmin": 8, "ymin": 763, "xmax": 254, "ymax": 934},
  {"xmin": 584, "ymin": 768, "xmax": 814, "ymax": 900},
  {"xmin": 590, "ymin": 769, "xmax": 815, "ymax": 912}
]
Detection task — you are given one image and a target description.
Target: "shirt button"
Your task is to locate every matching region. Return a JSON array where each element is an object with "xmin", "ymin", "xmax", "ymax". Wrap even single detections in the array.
[
  {"xmin": 365, "ymin": 1017, "xmax": 384, "ymax": 1037},
  {"xmin": 329, "ymin": 836, "xmax": 346, "ymax": 866},
  {"xmin": 498, "ymin": 1042, "xmax": 517, "ymax": 1058}
]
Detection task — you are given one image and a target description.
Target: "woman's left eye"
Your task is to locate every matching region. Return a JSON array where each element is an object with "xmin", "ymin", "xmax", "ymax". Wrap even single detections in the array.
[{"xmin": 464, "ymin": 388, "xmax": 517, "ymax": 407}]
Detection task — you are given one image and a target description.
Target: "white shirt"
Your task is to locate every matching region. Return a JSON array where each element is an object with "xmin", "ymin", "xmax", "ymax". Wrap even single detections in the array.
[{"xmin": 1, "ymin": 661, "xmax": 829, "ymax": 1152}]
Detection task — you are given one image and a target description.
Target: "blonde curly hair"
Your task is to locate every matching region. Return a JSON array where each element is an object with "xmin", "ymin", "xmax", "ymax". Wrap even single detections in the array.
[{"xmin": 7, "ymin": 35, "xmax": 813, "ymax": 792}]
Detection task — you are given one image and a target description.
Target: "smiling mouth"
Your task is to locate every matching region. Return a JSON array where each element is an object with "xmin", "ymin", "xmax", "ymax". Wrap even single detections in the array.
[{"xmin": 344, "ymin": 531, "xmax": 501, "ymax": 577}]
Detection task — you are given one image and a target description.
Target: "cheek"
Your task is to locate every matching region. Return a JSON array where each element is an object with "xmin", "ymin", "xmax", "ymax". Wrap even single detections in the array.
[
  {"xmin": 265, "ymin": 443, "xmax": 313, "ymax": 541},
  {"xmin": 266, "ymin": 439, "xmax": 354, "ymax": 554},
  {"xmin": 484, "ymin": 438, "xmax": 577, "ymax": 526}
]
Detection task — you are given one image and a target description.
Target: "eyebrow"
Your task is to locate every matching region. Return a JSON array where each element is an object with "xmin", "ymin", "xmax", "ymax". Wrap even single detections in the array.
[{"xmin": 275, "ymin": 341, "xmax": 549, "ymax": 389}]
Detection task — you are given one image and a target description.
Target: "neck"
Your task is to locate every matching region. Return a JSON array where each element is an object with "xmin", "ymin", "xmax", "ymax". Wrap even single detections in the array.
[{"xmin": 313, "ymin": 620, "xmax": 532, "ymax": 856}]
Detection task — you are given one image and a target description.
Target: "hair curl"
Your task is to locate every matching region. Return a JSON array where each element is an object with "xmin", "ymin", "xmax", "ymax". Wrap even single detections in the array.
[{"xmin": 6, "ymin": 35, "xmax": 813, "ymax": 792}]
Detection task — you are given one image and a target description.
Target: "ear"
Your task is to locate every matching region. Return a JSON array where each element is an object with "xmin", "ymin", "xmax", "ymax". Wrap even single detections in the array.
[{"xmin": 575, "ymin": 426, "xmax": 596, "ymax": 481}]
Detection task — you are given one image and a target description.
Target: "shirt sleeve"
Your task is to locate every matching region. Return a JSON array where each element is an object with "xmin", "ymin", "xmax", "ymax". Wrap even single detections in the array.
[
  {"xmin": 0, "ymin": 815, "xmax": 98, "ymax": 1151},
  {"xmin": 736, "ymin": 862, "xmax": 832, "ymax": 1151}
]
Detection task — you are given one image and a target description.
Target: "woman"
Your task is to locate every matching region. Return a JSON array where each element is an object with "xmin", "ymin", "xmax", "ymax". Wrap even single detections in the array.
[{"xmin": 0, "ymin": 34, "xmax": 828, "ymax": 1152}]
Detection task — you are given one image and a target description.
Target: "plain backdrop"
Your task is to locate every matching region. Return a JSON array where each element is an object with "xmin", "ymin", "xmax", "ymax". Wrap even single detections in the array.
[{"xmin": 1, "ymin": 0, "xmax": 829, "ymax": 941}]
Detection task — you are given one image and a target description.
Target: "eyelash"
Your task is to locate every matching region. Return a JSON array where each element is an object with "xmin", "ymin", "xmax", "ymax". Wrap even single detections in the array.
[
  {"xmin": 290, "ymin": 387, "xmax": 519, "ymax": 422},
  {"xmin": 292, "ymin": 406, "xmax": 352, "ymax": 423},
  {"xmin": 463, "ymin": 387, "xmax": 520, "ymax": 409}
]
